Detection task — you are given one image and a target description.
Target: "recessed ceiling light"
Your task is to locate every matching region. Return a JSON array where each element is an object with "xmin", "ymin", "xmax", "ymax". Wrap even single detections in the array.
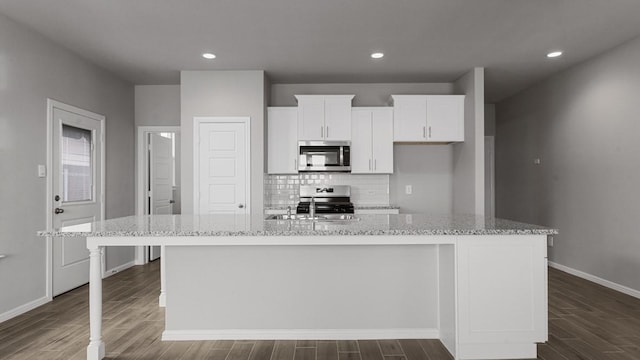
[
  {"xmin": 547, "ymin": 51, "xmax": 563, "ymax": 58},
  {"xmin": 202, "ymin": 53, "xmax": 216, "ymax": 60},
  {"xmin": 371, "ymin": 52, "xmax": 384, "ymax": 59}
]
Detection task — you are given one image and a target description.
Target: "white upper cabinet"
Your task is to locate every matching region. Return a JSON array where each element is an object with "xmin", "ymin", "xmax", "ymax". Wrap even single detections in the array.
[
  {"xmin": 296, "ymin": 95, "xmax": 354, "ymax": 141},
  {"xmin": 391, "ymin": 95, "xmax": 464, "ymax": 142},
  {"xmin": 267, "ymin": 107, "xmax": 298, "ymax": 174},
  {"xmin": 351, "ymin": 107, "xmax": 394, "ymax": 174}
]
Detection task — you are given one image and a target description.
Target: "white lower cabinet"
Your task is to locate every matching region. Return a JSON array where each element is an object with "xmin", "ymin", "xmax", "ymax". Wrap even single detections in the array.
[
  {"xmin": 351, "ymin": 107, "xmax": 393, "ymax": 174},
  {"xmin": 267, "ymin": 107, "xmax": 298, "ymax": 174},
  {"xmin": 455, "ymin": 235, "xmax": 548, "ymax": 359}
]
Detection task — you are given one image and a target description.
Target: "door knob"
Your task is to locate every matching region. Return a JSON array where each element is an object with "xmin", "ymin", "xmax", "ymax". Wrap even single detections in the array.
[
  {"xmin": 54, "ymin": 208, "xmax": 64, "ymax": 214},
  {"xmin": 238, "ymin": 204, "xmax": 244, "ymax": 209}
]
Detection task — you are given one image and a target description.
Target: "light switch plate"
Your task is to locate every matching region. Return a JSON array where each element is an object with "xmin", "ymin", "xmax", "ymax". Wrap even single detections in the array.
[
  {"xmin": 405, "ymin": 185, "xmax": 412, "ymax": 195},
  {"xmin": 38, "ymin": 165, "xmax": 46, "ymax": 178}
]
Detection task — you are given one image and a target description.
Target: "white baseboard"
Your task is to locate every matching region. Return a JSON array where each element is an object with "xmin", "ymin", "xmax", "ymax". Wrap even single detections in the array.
[
  {"xmin": 549, "ymin": 261, "xmax": 640, "ymax": 300},
  {"xmin": 162, "ymin": 328, "xmax": 439, "ymax": 341},
  {"xmin": 0, "ymin": 296, "xmax": 51, "ymax": 323},
  {"xmin": 102, "ymin": 260, "xmax": 136, "ymax": 279}
]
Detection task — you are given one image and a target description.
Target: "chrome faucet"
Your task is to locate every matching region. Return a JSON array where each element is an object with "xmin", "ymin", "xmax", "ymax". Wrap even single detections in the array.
[{"xmin": 286, "ymin": 206, "xmax": 292, "ymax": 219}]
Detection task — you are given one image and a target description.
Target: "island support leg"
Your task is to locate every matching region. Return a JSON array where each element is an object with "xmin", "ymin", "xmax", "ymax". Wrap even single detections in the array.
[
  {"xmin": 87, "ymin": 245, "xmax": 105, "ymax": 360},
  {"xmin": 159, "ymin": 245, "xmax": 166, "ymax": 307}
]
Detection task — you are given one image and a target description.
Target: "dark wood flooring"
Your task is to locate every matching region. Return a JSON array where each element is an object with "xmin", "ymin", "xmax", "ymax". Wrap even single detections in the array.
[{"xmin": 1, "ymin": 261, "xmax": 640, "ymax": 359}]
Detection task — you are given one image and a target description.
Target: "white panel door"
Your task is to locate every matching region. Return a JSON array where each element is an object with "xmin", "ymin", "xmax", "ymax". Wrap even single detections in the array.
[
  {"xmin": 52, "ymin": 107, "xmax": 103, "ymax": 296},
  {"xmin": 426, "ymin": 95, "xmax": 464, "ymax": 142},
  {"xmin": 267, "ymin": 107, "xmax": 298, "ymax": 174},
  {"xmin": 371, "ymin": 107, "xmax": 394, "ymax": 173},
  {"xmin": 297, "ymin": 96, "xmax": 325, "ymax": 140},
  {"xmin": 149, "ymin": 133, "xmax": 174, "ymax": 261},
  {"xmin": 392, "ymin": 95, "xmax": 427, "ymax": 141},
  {"xmin": 150, "ymin": 133, "xmax": 174, "ymax": 215},
  {"xmin": 198, "ymin": 122, "xmax": 248, "ymax": 216},
  {"xmin": 324, "ymin": 96, "xmax": 352, "ymax": 141},
  {"xmin": 350, "ymin": 109, "xmax": 373, "ymax": 173}
]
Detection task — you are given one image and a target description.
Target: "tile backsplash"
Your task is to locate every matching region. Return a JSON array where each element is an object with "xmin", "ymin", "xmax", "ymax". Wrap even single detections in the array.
[{"xmin": 264, "ymin": 174, "xmax": 390, "ymax": 208}]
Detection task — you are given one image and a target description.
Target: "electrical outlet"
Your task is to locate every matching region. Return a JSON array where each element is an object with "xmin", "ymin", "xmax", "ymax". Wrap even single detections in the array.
[
  {"xmin": 405, "ymin": 214, "xmax": 413, "ymax": 224},
  {"xmin": 534, "ymin": 158, "xmax": 541, "ymax": 165},
  {"xmin": 37, "ymin": 165, "xmax": 46, "ymax": 178},
  {"xmin": 547, "ymin": 236, "xmax": 554, "ymax": 247},
  {"xmin": 405, "ymin": 185, "xmax": 412, "ymax": 195}
]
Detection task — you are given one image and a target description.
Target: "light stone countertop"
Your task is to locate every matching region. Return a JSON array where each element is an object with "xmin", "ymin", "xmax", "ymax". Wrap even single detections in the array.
[
  {"xmin": 39, "ymin": 214, "xmax": 557, "ymax": 237},
  {"xmin": 264, "ymin": 205, "xmax": 400, "ymax": 210}
]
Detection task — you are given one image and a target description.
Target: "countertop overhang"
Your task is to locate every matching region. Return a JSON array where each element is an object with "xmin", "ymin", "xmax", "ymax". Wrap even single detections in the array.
[{"xmin": 39, "ymin": 214, "xmax": 558, "ymax": 238}]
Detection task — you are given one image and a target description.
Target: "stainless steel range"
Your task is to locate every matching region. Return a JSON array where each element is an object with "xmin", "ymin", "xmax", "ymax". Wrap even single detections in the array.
[{"xmin": 296, "ymin": 185, "xmax": 354, "ymax": 217}]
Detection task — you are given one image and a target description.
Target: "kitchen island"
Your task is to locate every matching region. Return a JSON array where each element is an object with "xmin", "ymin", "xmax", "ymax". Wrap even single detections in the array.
[{"xmin": 41, "ymin": 214, "xmax": 557, "ymax": 360}]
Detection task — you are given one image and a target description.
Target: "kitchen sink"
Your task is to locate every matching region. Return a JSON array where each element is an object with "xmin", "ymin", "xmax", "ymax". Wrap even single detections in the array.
[{"xmin": 265, "ymin": 214, "xmax": 359, "ymax": 221}]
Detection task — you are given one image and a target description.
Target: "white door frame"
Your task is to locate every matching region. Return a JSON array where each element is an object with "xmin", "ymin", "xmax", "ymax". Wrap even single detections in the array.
[
  {"xmin": 134, "ymin": 126, "xmax": 180, "ymax": 265},
  {"xmin": 193, "ymin": 117, "xmax": 251, "ymax": 215},
  {"xmin": 46, "ymin": 99, "xmax": 106, "ymax": 300}
]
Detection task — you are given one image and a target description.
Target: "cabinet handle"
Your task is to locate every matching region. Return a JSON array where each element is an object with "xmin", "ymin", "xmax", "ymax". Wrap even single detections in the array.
[
  {"xmin": 428, "ymin": 126, "xmax": 432, "ymax": 138},
  {"xmin": 321, "ymin": 126, "xmax": 323, "ymax": 138},
  {"xmin": 374, "ymin": 159, "xmax": 377, "ymax": 171},
  {"xmin": 326, "ymin": 126, "xmax": 329, "ymax": 138},
  {"xmin": 369, "ymin": 159, "xmax": 372, "ymax": 171},
  {"xmin": 294, "ymin": 158, "xmax": 297, "ymax": 171},
  {"xmin": 423, "ymin": 126, "xmax": 426, "ymax": 139}
]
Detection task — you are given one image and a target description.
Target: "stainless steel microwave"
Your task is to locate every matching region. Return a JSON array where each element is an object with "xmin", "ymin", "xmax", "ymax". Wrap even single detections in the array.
[{"xmin": 298, "ymin": 141, "xmax": 351, "ymax": 172}]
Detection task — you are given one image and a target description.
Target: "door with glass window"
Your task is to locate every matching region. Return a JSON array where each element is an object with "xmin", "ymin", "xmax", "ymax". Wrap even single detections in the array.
[{"xmin": 52, "ymin": 106, "xmax": 103, "ymax": 296}]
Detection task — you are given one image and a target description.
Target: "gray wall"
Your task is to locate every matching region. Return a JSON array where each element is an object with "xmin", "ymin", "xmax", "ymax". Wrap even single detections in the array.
[
  {"xmin": 390, "ymin": 145, "xmax": 453, "ymax": 213},
  {"xmin": 453, "ymin": 68, "xmax": 485, "ymax": 215},
  {"xmin": 485, "ymin": 104, "xmax": 496, "ymax": 136},
  {"xmin": 0, "ymin": 13, "xmax": 134, "ymax": 316},
  {"xmin": 495, "ymin": 36, "xmax": 640, "ymax": 292},
  {"xmin": 181, "ymin": 71, "xmax": 265, "ymax": 219},
  {"xmin": 271, "ymin": 83, "xmax": 456, "ymax": 214},
  {"xmin": 134, "ymin": 85, "xmax": 180, "ymax": 126}
]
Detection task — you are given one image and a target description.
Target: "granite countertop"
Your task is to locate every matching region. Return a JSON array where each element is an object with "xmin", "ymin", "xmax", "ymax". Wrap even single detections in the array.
[
  {"xmin": 39, "ymin": 214, "xmax": 557, "ymax": 237},
  {"xmin": 265, "ymin": 205, "xmax": 400, "ymax": 211},
  {"xmin": 354, "ymin": 205, "xmax": 400, "ymax": 210}
]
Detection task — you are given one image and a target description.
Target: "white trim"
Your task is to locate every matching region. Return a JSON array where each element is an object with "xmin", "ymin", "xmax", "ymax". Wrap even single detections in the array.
[
  {"xmin": 135, "ymin": 126, "xmax": 180, "ymax": 265},
  {"xmin": 162, "ymin": 328, "xmax": 439, "ymax": 341},
  {"xmin": 549, "ymin": 261, "xmax": 640, "ymax": 300},
  {"xmin": 0, "ymin": 296, "xmax": 51, "ymax": 323},
  {"xmin": 102, "ymin": 260, "xmax": 136, "ymax": 279},
  {"xmin": 192, "ymin": 117, "xmax": 251, "ymax": 215},
  {"xmin": 46, "ymin": 99, "xmax": 106, "ymax": 299}
]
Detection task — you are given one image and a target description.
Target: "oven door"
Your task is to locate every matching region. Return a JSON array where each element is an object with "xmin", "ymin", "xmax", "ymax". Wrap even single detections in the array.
[{"xmin": 298, "ymin": 141, "xmax": 350, "ymax": 172}]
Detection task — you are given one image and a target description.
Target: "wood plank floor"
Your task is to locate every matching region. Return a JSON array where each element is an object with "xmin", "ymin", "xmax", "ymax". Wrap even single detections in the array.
[{"xmin": 1, "ymin": 261, "xmax": 640, "ymax": 359}]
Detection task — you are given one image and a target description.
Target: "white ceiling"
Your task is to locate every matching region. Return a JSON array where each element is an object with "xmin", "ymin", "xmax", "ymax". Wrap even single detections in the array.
[{"xmin": 1, "ymin": 0, "xmax": 640, "ymax": 102}]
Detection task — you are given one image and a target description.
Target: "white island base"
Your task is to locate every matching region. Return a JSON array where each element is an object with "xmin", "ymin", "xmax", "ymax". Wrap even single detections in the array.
[{"xmin": 86, "ymin": 233, "xmax": 547, "ymax": 360}]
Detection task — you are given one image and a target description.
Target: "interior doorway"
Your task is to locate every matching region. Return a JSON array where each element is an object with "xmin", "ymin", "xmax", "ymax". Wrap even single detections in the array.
[
  {"xmin": 484, "ymin": 136, "xmax": 495, "ymax": 217},
  {"xmin": 135, "ymin": 126, "xmax": 180, "ymax": 264}
]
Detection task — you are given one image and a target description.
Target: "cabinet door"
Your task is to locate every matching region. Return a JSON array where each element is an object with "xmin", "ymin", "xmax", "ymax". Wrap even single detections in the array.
[
  {"xmin": 457, "ymin": 236, "xmax": 547, "ymax": 352},
  {"xmin": 392, "ymin": 95, "xmax": 427, "ymax": 142},
  {"xmin": 426, "ymin": 95, "xmax": 464, "ymax": 142},
  {"xmin": 267, "ymin": 107, "xmax": 298, "ymax": 174},
  {"xmin": 371, "ymin": 108, "xmax": 394, "ymax": 173},
  {"xmin": 297, "ymin": 96, "xmax": 325, "ymax": 140},
  {"xmin": 351, "ymin": 109, "xmax": 373, "ymax": 173},
  {"xmin": 324, "ymin": 96, "xmax": 352, "ymax": 140}
]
